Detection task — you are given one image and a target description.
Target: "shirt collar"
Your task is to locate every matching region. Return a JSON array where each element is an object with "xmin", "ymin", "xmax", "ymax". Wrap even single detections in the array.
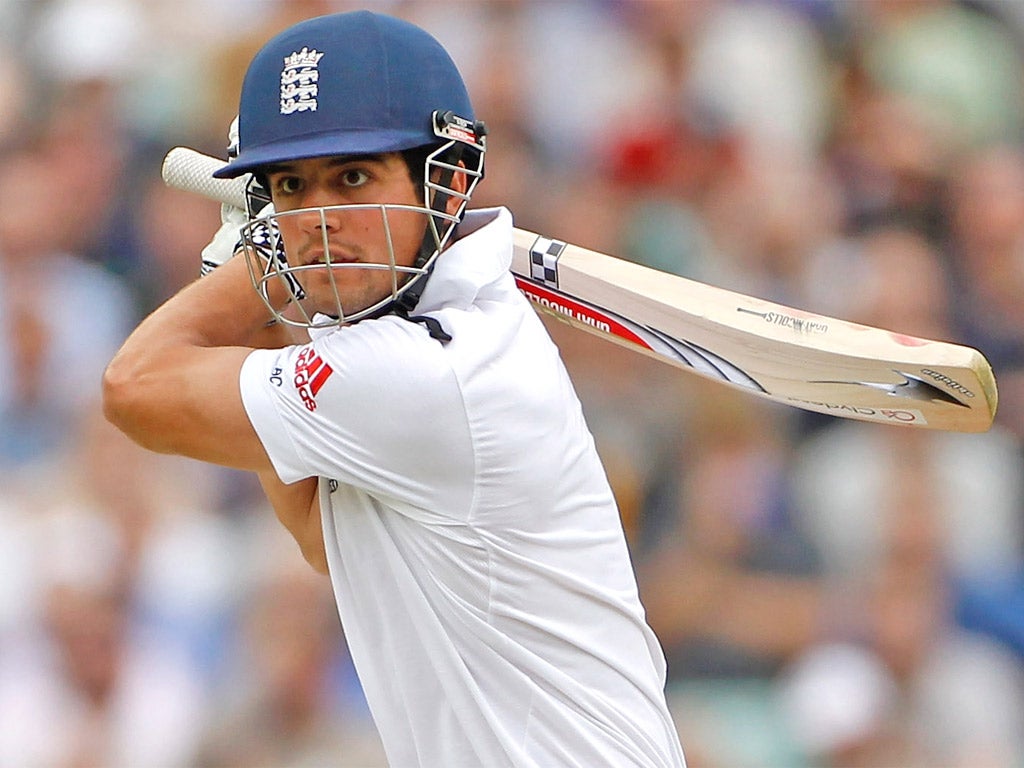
[{"xmin": 414, "ymin": 206, "xmax": 513, "ymax": 314}]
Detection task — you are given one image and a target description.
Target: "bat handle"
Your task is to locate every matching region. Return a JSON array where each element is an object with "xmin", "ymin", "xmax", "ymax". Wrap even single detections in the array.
[{"xmin": 161, "ymin": 147, "xmax": 248, "ymax": 209}]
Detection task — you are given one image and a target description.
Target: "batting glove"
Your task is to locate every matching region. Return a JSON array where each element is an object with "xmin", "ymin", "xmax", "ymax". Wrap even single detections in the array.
[
  {"xmin": 200, "ymin": 202, "xmax": 249, "ymax": 276},
  {"xmin": 200, "ymin": 117, "xmax": 247, "ymax": 276}
]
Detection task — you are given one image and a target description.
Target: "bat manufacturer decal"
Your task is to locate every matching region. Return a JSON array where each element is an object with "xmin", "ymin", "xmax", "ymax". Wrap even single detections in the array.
[
  {"xmin": 919, "ymin": 368, "xmax": 976, "ymax": 399},
  {"xmin": 736, "ymin": 307, "xmax": 829, "ymax": 335},
  {"xmin": 527, "ymin": 236, "xmax": 567, "ymax": 289},
  {"xmin": 515, "ymin": 277, "xmax": 765, "ymax": 393},
  {"xmin": 787, "ymin": 398, "xmax": 927, "ymax": 425},
  {"xmin": 811, "ymin": 371, "xmax": 968, "ymax": 407},
  {"xmin": 522, "ymin": 236, "xmax": 763, "ymax": 391}
]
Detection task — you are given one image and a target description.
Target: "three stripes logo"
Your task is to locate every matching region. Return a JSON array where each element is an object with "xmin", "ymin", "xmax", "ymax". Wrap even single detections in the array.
[{"xmin": 294, "ymin": 347, "xmax": 334, "ymax": 412}]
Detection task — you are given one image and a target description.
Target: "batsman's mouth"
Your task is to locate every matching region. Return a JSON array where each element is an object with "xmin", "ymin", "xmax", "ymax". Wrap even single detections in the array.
[{"xmin": 300, "ymin": 249, "xmax": 359, "ymax": 267}]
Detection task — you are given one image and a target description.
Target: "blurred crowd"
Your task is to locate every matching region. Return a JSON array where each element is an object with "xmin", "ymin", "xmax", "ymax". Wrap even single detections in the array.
[{"xmin": 2, "ymin": 0, "xmax": 1024, "ymax": 766}]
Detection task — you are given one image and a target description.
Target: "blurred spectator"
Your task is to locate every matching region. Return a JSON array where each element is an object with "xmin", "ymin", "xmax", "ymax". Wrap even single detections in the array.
[
  {"xmin": 785, "ymin": 225, "xmax": 1024, "ymax": 766},
  {"xmin": 637, "ymin": 387, "xmax": 818, "ymax": 678},
  {"xmin": 0, "ymin": 399, "xmax": 242, "ymax": 661},
  {"xmin": 853, "ymin": 0, "xmax": 1024, "ymax": 151},
  {"xmin": 0, "ymin": 506, "xmax": 207, "ymax": 767},
  {"xmin": 827, "ymin": 84, "xmax": 955, "ymax": 241},
  {"xmin": 29, "ymin": 0, "xmax": 148, "ymax": 86},
  {"xmin": 637, "ymin": 388, "xmax": 819, "ymax": 767},
  {"xmin": 56, "ymin": 407, "xmax": 243, "ymax": 677},
  {"xmin": 777, "ymin": 642, "xmax": 906, "ymax": 766},
  {"xmin": 792, "ymin": 226, "xmax": 1023, "ymax": 586},
  {"xmin": 945, "ymin": 143, "xmax": 1024, "ymax": 437},
  {"xmin": 686, "ymin": 0, "xmax": 833, "ymax": 162},
  {"xmin": 194, "ymin": 528, "xmax": 385, "ymax": 768},
  {"xmin": 0, "ymin": 148, "xmax": 134, "ymax": 472},
  {"xmin": 783, "ymin": 423, "xmax": 1024, "ymax": 766},
  {"xmin": 125, "ymin": 164, "xmax": 224, "ymax": 310}
]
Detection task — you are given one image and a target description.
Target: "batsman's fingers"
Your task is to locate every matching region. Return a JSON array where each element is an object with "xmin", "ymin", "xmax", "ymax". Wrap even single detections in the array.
[
  {"xmin": 199, "ymin": 203, "xmax": 250, "ymax": 276},
  {"xmin": 199, "ymin": 117, "xmax": 250, "ymax": 277}
]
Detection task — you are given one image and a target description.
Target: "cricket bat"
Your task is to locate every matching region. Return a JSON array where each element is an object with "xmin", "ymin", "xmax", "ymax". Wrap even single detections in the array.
[{"xmin": 161, "ymin": 147, "xmax": 998, "ymax": 433}]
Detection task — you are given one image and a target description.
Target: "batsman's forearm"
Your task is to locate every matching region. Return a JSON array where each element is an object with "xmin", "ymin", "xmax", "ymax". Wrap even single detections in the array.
[
  {"xmin": 109, "ymin": 257, "xmax": 305, "ymax": 377},
  {"xmin": 102, "ymin": 257, "xmax": 298, "ymax": 460},
  {"xmin": 259, "ymin": 472, "xmax": 327, "ymax": 574},
  {"xmin": 139, "ymin": 256, "xmax": 279, "ymax": 349}
]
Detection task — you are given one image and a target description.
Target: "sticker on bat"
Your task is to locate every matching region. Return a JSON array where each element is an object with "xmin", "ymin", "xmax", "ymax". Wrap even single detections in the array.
[
  {"xmin": 736, "ymin": 307, "xmax": 829, "ymax": 335},
  {"xmin": 919, "ymin": 368, "xmax": 976, "ymax": 399},
  {"xmin": 811, "ymin": 371, "xmax": 967, "ymax": 407},
  {"xmin": 515, "ymin": 276, "xmax": 765, "ymax": 393},
  {"xmin": 790, "ymin": 399, "xmax": 927, "ymax": 425},
  {"xmin": 528, "ymin": 237, "xmax": 567, "ymax": 288}
]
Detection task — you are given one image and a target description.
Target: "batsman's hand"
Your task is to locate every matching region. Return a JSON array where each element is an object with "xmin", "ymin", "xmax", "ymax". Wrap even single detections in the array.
[
  {"xmin": 201, "ymin": 196, "xmax": 305, "ymax": 302},
  {"xmin": 197, "ymin": 117, "xmax": 303, "ymax": 302},
  {"xmin": 200, "ymin": 202, "xmax": 249, "ymax": 276},
  {"xmin": 200, "ymin": 116, "xmax": 251, "ymax": 276}
]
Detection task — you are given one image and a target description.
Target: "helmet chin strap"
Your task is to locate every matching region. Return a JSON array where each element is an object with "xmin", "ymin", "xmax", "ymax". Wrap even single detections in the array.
[
  {"xmin": 376, "ymin": 147, "xmax": 464, "ymax": 343},
  {"xmin": 390, "ymin": 268, "xmax": 452, "ymax": 342}
]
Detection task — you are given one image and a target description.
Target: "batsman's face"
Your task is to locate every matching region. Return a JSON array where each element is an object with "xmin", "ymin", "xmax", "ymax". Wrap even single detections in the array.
[{"xmin": 264, "ymin": 153, "xmax": 429, "ymax": 318}]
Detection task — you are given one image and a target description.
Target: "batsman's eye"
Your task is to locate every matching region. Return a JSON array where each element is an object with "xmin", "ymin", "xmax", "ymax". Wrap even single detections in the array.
[
  {"xmin": 340, "ymin": 169, "xmax": 370, "ymax": 188},
  {"xmin": 275, "ymin": 176, "xmax": 303, "ymax": 196}
]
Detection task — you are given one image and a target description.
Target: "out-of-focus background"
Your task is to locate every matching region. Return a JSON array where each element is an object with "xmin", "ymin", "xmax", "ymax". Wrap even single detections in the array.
[{"xmin": 2, "ymin": 0, "xmax": 1024, "ymax": 765}]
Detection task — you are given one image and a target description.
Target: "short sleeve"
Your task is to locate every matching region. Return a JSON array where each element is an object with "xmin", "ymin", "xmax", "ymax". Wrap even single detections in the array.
[{"xmin": 239, "ymin": 319, "xmax": 476, "ymax": 520}]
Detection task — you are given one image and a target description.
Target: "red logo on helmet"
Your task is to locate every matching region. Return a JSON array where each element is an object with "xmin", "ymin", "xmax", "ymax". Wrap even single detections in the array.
[{"xmin": 294, "ymin": 347, "xmax": 334, "ymax": 412}]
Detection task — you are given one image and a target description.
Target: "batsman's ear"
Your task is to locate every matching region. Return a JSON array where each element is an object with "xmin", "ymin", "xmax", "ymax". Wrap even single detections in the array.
[{"xmin": 445, "ymin": 160, "xmax": 470, "ymax": 216}]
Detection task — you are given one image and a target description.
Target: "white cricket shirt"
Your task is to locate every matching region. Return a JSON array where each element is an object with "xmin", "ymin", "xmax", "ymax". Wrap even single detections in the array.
[{"xmin": 239, "ymin": 207, "xmax": 686, "ymax": 767}]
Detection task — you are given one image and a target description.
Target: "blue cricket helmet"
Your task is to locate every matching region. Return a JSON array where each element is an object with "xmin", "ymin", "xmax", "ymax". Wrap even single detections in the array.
[{"xmin": 214, "ymin": 10, "xmax": 475, "ymax": 179}]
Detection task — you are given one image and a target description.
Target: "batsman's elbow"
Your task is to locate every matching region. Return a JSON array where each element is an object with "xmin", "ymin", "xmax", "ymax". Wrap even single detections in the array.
[
  {"xmin": 102, "ymin": 358, "xmax": 134, "ymax": 428},
  {"xmin": 101, "ymin": 357, "xmax": 162, "ymax": 452},
  {"xmin": 303, "ymin": 546, "xmax": 330, "ymax": 576}
]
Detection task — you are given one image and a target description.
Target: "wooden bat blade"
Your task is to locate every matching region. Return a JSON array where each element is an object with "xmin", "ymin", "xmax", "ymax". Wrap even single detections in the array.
[
  {"xmin": 512, "ymin": 230, "xmax": 997, "ymax": 432},
  {"xmin": 160, "ymin": 147, "xmax": 998, "ymax": 432}
]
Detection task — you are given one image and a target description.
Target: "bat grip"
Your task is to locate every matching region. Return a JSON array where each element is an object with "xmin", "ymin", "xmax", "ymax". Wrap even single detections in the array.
[{"xmin": 161, "ymin": 147, "xmax": 248, "ymax": 209}]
